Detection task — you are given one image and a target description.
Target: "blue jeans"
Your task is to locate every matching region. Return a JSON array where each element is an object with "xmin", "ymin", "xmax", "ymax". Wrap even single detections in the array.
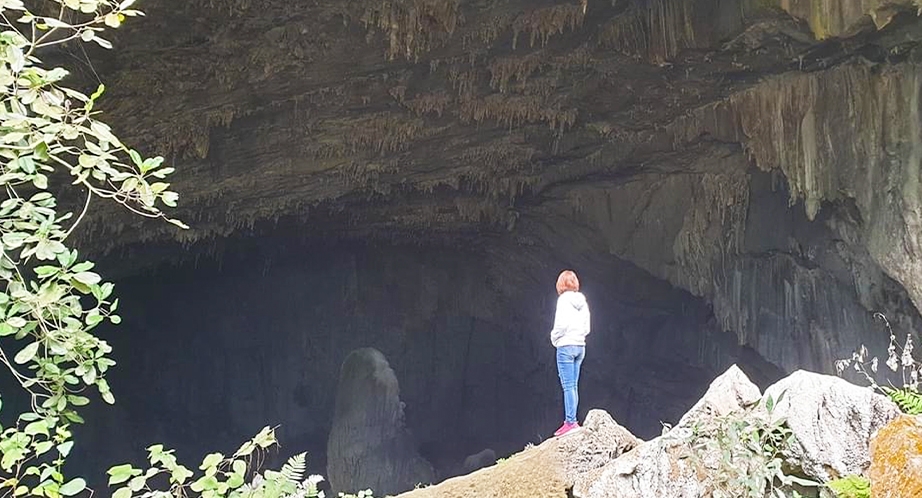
[{"xmin": 556, "ymin": 345, "xmax": 585, "ymax": 424}]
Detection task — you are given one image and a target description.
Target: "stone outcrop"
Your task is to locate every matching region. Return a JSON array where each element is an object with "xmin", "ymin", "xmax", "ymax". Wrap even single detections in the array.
[
  {"xmin": 398, "ymin": 409, "xmax": 640, "ymax": 498},
  {"xmin": 675, "ymin": 364, "xmax": 761, "ymax": 428},
  {"xmin": 762, "ymin": 370, "xmax": 902, "ymax": 481},
  {"xmin": 393, "ymin": 366, "xmax": 903, "ymax": 498},
  {"xmin": 326, "ymin": 348, "xmax": 435, "ymax": 496},
  {"xmin": 574, "ymin": 364, "xmax": 759, "ymax": 498},
  {"xmin": 869, "ymin": 415, "xmax": 922, "ymax": 498}
]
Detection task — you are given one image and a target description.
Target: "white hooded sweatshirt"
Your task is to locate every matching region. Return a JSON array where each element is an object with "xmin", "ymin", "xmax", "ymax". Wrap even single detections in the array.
[{"xmin": 550, "ymin": 291, "xmax": 591, "ymax": 347}]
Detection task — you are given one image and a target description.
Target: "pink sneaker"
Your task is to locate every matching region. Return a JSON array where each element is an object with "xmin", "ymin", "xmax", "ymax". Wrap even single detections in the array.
[{"xmin": 553, "ymin": 422, "xmax": 581, "ymax": 437}]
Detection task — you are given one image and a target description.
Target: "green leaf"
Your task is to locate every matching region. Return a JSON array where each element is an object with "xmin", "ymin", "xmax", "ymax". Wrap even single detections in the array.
[
  {"xmin": 34, "ymin": 440, "xmax": 54, "ymax": 455},
  {"xmin": 2, "ymin": 232, "xmax": 26, "ymax": 248},
  {"xmin": 200, "ymin": 452, "xmax": 223, "ymax": 470},
  {"xmin": 127, "ymin": 149, "xmax": 142, "ymax": 167},
  {"xmin": 128, "ymin": 475, "xmax": 146, "ymax": 492},
  {"xmin": 59, "ymin": 478, "xmax": 86, "ymax": 496},
  {"xmin": 113, "ymin": 488, "xmax": 131, "ymax": 498},
  {"xmin": 73, "ymin": 271, "xmax": 101, "ymax": 286},
  {"xmin": 32, "ymin": 174, "xmax": 47, "ymax": 190},
  {"xmin": 71, "ymin": 261, "xmax": 94, "ymax": 273},
  {"xmin": 34, "ymin": 265, "xmax": 58, "ymax": 276},
  {"xmin": 57, "ymin": 441, "xmax": 73, "ymax": 457},
  {"xmin": 226, "ymin": 473, "xmax": 244, "ymax": 488},
  {"xmin": 67, "ymin": 395, "xmax": 90, "ymax": 406},
  {"xmin": 170, "ymin": 465, "xmax": 193, "ymax": 485},
  {"xmin": 190, "ymin": 475, "xmax": 219, "ymax": 493},
  {"xmin": 86, "ymin": 313, "xmax": 104, "ymax": 326},
  {"xmin": 107, "ymin": 464, "xmax": 138, "ymax": 486},
  {"xmin": 14, "ymin": 342, "xmax": 39, "ymax": 364},
  {"xmin": 23, "ymin": 420, "xmax": 49, "ymax": 436}
]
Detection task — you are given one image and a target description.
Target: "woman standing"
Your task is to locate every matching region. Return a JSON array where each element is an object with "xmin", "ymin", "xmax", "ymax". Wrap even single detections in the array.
[{"xmin": 550, "ymin": 270, "xmax": 591, "ymax": 437}]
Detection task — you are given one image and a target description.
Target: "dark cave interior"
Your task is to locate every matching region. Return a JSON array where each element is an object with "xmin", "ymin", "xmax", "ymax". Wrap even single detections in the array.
[{"xmin": 61, "ymin": 220, "xmax": 783, "ymax": 489}]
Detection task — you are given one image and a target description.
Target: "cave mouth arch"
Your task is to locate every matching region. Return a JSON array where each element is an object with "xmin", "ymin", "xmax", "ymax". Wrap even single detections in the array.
[{"xmin": 68, "ymin": 225, "xmax": 781, "ymax": 488}]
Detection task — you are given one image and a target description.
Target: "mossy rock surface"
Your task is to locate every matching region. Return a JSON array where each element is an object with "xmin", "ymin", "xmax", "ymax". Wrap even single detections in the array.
[{"xmin": 869, "ymin": 415, "xmax": 922, "ymax": 498}]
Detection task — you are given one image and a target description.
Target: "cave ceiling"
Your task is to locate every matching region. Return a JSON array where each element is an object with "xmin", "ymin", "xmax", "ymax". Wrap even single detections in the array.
[
  {"xmin": 71, "ymin": 0, "xmax": 918, "ymax": 241},
  {"xmin": 57, "ymin": 0, "xmax": 922, "ymax": 369}
]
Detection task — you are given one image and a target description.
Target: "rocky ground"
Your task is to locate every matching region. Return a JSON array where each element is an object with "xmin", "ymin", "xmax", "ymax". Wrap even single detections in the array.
[{"xmin": 390, "ymin": 366, "xmax": 918, "ymax": 498}]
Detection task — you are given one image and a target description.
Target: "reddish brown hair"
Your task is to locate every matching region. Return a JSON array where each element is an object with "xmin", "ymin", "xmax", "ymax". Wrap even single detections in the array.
[{"xmin": 556, "ymin": 270, "xmax": 580, "ymax": 295}]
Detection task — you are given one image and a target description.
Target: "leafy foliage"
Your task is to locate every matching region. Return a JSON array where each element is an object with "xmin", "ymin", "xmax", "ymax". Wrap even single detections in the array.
[
  {"xmin": 689, "ymin": 392, "xmax": 819, "ymax": 498},
  {"xmin": 826, "ymin": 474, "xmax": 871, "ymax": 498},
  {"xmin": 880, "ymin": 386, "xmax": 922, "ymax": 415},
  {"xmin": 0, "ymin": 0, "xmax": 186, "ymax": 495},
  {"xmin": 835, "ymin": 313, "xmax": 922, "ymax": 415},
  {"xmin": 107, "ymin": 428, "xmax": 332, "ymax": 498},
  {"xmin": 0, "ymin": 2, "xmax": 363, "ymax": 498},
  {"xmin": 280, "ymin": 453, "xmax": 306, "ymax": 485}
]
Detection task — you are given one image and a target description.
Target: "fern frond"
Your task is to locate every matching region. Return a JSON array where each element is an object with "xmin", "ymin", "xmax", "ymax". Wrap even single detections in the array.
[
  {"xmin": 882, "ymin": 386, "xmax": 922, "ymax": 415},
  {"xmin": 826, "ymin": 474, "xmax": 871, "ymax": 498},
  {"xmin": 281, "ymin": 452, "xmax": 307, "ymax": 484}
]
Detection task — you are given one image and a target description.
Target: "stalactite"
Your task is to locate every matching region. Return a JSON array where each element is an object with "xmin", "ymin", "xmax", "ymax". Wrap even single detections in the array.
[
  {"xmin": 488, "ymin": 52, "xmax": 544, "ymax": 93},
  {"xmin": 511, "ymin": 2, "xmax": 586, "ymax": 50},
  {"xmin": 459, "ymin": 94, "xmax": 577, "ymax": 133},
  {"xmin": 355, "ymin": 0, "xmax": 462, "ymax": 61},
  {"xmin": 404, "ymin": 91, "xmax": 453, "ymax": 116}
]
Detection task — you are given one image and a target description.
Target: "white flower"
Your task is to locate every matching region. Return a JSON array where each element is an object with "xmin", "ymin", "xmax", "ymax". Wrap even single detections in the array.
[
  {"xmin": 306, "ymin": 475, "xmax": 324, "ymax": 486},
  {"xmin": 871, "ymin": 357, "xmax": 879, "ymax": 373},
  {"xmin": 835, "ymin": 359, "xmax": 849, "ymax": 375},
  {"xmin": 887, "ymin": 341, "xmax": 900, "ymax": 371},
  {"xmin": 902, "ymin": 334, "xmax": 914, "ymax": 367},
  {"xmin": 318, "ymin": 491, "xmax": 325, "ymax": 498}
]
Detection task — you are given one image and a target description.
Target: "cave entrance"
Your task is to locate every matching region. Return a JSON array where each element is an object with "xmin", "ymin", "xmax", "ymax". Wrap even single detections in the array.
[{"xmin": 70, "ymin": 230, "xmax": 781, "ymax": 487}]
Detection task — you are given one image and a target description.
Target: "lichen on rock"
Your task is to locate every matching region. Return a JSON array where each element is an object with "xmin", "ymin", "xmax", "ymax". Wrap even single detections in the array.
[{"xmin": 869, "ymin": 414, "xmax": 922, "ymax": 498}]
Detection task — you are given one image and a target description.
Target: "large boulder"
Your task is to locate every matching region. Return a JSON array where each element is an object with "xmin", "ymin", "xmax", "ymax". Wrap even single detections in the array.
[
  {"xmin": 397, "ymin": 409, "xmax": 639, "ymax": 498},
  {"xmin": 574, "ymin": 364, "xmax": 759, "ymax": 498},
  {"xmin": 573, "ymin": 426, "xmax": 705, "ymax": 498},
  {"xmin": 326, "ymin": 348, "xmax": 435, "ymax": 496},
  {"xmin": 562, "ymin": 409, "xmax": 644, "ymax": 487},
  {"xmin": 869, "ymin": 415, "xmax": 922, "ymax": 498},
  {"xmin": 676, "ymin": 364, "xmax": 762, "ymax": 428},
  {"xmin": 762, "ymin": 370, "xmax": 901, "ymax": 482}
]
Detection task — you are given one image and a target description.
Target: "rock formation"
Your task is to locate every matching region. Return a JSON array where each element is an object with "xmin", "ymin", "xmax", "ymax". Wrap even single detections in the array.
[
  {"xmin": 869, "ymin": 415, "xmax": 922, "ymax": 498},
  {"xmin": 398, "ymin": 408, "xmax": 640, "ymax": 498},
  {"xmin": 390, "ymin": 365, "xmax": 903, "ymax": 498},
  {"xmin": 326, "ymin": 348, "xmax": 435, "ymax": 496},
  {"xmin": 762, "ymin": 370, "xmax": 902, "ymax": 482}
]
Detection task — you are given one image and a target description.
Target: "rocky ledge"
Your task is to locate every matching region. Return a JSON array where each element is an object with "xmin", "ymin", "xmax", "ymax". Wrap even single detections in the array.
[{"xmin": 392, "ymin": 365, "xmax": 915, "ymax": 498}]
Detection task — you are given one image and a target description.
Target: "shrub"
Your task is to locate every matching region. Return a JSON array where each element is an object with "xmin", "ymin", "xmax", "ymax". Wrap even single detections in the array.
[
  {"xmin": 835, "ymin": 313, "xmax": 922, "ymax": 414},
  {"xmin": 688, "ymin": 392, "xmax": 819, "ymax": 498}
]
